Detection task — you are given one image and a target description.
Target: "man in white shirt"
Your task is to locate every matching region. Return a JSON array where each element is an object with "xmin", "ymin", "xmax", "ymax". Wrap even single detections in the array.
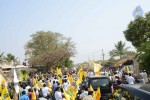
[
  {"xmin": 88, "ymin": 70, "xmax": 94, "ymax": 77},
  {"xmin": 55, "ymin": 87, "xmax": 62, "ymax": 100},
  {"xmin": 63, "ymin": 79, "xmax": 69, "ymax": 91},
  {"xmin": 83, "ymin": 91, "xmax": 95, "ymax": 100},
  {"xmin": 80, "ymin": 88, "xmax": 88, "ymax": 99},
  {"xmin": 127, "ymin": 73, "xmax": 135, "ymax": 84},
  {"xmin": 42, "ymin": 84, "xmax": 51, "ymax": 97}
]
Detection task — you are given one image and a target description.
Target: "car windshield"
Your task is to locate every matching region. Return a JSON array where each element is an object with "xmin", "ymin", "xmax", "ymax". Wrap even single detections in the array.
[{"xmin": 90, "ymin": 78, "xmax": 109, "ymax": 87}]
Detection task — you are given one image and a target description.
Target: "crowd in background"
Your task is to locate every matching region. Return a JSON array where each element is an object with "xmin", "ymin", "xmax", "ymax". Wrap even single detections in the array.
[{"xmin": 1, "ymin": 67, "xmax": 148, "ymax": 100}]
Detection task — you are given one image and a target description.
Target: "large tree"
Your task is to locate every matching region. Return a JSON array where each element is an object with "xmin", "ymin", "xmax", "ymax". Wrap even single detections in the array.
[
  {"xmin": 124, "ymin": 12, "xmax": 150, "ymax": 48},
  {"xmin": 124, "ymin": 12, "xmax": 150, "ymax": 72},
  {"xmin": 109, "ymin": 41, "xmax": 130, "ymax": 59},
  {"xmin": 25, "ymin": 31, "xmax": 76, "ymax": 68}
]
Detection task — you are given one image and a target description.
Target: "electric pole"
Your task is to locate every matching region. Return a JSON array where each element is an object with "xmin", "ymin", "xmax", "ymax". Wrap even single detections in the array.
[{"xmin": 102, "ymin": 49, "xmax": 105, "ymax": 64}]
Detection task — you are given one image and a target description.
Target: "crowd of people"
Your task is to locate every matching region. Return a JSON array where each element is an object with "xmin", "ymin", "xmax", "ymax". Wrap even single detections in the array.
[{"xmin": 1, "ymin": 67, "xmax": 148, "ymax": 100}]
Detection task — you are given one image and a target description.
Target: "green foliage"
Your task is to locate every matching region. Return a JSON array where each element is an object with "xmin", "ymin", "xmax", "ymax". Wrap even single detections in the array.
[
  {"xmin": 25, "ymin": 31, "xmax": 76, "ymax": 68},
  {"xmin": 5, "ymin": 53, "xmax": 15, "ymax": 63},
  {"xmin": 124, "ymin": 12, "xmax": 150, "ymax": 73},
  {"xmin": 124, "ymin": 12, "xmax": 150, "ymax": 48},
  {"xmin": 57, "ymin": 58, "xmax": 73, "ymax": 67},
  {"xmin": 110, "ymin": 41, "xmax": 130, "ymax": 59},
  {"xmin": 137, "ymin": 41, "xmax": 150, "ymax": 73},
  {"xmin": 0, "ymin": 52, "xmax": 4, "ymax": 63}
]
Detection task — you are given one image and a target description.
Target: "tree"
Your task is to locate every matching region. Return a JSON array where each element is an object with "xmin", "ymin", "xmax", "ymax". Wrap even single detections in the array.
[
  {"xmin": 5, "ymin": 53, "xmax": 15, "ymax": 63},
  {"xmin": 0, "ymin": 52, "xmax": 4, "ymax": 63},
  {"xmin": 25, "ymin": 31, "xmax": 76, "ymax": 68},
  {"xmin": 109, "ymin": 41, "xmax": 130, "ymax": 59},
  {"xmin": 124, "ymin": 12, "xmax": 150, "ymax": 48},
  {"xmin": 124, "ymin": 12, "xmax": 150, "ymax": 72}
]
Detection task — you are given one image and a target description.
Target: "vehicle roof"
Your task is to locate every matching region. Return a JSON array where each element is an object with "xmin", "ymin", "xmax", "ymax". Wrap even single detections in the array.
[{"xmin": 87, "ymin": 75, "xmax": 109, "ymax": 78}]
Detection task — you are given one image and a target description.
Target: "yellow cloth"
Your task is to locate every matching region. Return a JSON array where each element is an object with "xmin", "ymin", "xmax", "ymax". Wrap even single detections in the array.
[
  {"xmin": 94, "ymin": 63, "xmax": 101, "ymax": 76},
  {"xmin": 90, "ymin": 85, "xmax": 94, "ymax": 91},
  {"xmin": 56, "ymin": 67, "xmax": 62, "ymax": 76},
  {"xmin": 48, "ymin": 81, "xmax": 52, "ymax": 89},
  {"xmin": 33, "ymin": 78, "xmax": 36, "ymax": 86},
  {"xmin": 31, "ymin": 90, "xmax": 36, "ymax": 100},
  {"xmin": 68, "ymin": 75, "xmax": 74, "ymax": 84},
  {"xmin": 77, "ymin": 66, "xmax": 83, "ymax": 75},
  {"xmin": 126, "ymin": 66, "xmax": 130, "ymax": 74},
  {"xmin": 95, "ymin": 87, "xmax": 101, "ymax": 100},
  {"xmin": 63, "ymin": 89, "xmax": 71, "ymax": 100},
  {"xmin": 0, "ymin": 75, "xmax": 11, "ymax": 100},
  {"xmin": 42, "ymin": 74, "xmax": 45, "ymax": 80}
]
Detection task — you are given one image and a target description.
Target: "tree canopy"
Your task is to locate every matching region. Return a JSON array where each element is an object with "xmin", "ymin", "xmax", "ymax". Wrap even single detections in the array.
[
  {"xmin": 25, "ymin": 31, "xmax": 76, "ymax": 68},
  {"xmin": 124, "ymin": 12, "xmax": 150, "ymax": 73},
  {"xmin": 109, "ymin": 41, "xmax": 130, "ymax": 59},
  {"xmin": 5, "ymin": 53, "xmax": 15, "ymax": 63}
]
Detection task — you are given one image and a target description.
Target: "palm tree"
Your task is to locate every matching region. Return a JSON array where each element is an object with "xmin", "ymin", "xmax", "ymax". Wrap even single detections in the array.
[
  {"xmin": 0, "ymin": 52, "xmax": 4, "ymax": 63},
  {"xmin": 5, "ymin": 53, "xmax": 15, "ymax": 63},
  {"xmin": 110, "ymin": 41, "xmax": 130, "ymax": 59}
]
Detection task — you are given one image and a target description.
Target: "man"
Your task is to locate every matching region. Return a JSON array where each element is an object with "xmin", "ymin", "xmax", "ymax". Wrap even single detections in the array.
[
  {"xmin": 42, "ymin": 84, "xmax": 51, "ymax": 98},
  {"xmin": 87, "ymin": 70, "xmax": 94, "ymax": 77},
  {"xmin": 20, "ymin": 91, "xmax": 29, "ymax": 100},
  {"xmin": 63, "ymin": 79, "xmax": 69, "ymax": 91},
  {"xmin": 127, "ymin": 73, "xmax": 135, "ymax": 84},
  {"xmin": 79, "ymin": 87, "xmax": 88, "ymax": 99},
  {"xmin": 83, "ymin": 91, "xmax": 95, "ymax": 100},
  {"xmin": 20, "ymin": 85, "xmax": 28, "ymax": 97},
  {"xmin": 55, "ymin": 87, "xmax": 62, "ymax": 100}
]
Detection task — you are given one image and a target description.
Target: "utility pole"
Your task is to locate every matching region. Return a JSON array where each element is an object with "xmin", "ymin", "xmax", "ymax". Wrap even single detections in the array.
[
  {"xmin": 93, "ymin": 53, "xmax": 94, "ymax": 62},
  {"xmin": 102, "ymin": 49, "xmax": 105, "ymax": 64}
]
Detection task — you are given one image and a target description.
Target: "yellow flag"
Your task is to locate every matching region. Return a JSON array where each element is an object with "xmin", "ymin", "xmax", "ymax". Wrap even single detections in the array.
[
  {"xmin": 76, "ymin": 78, "xmax": 81, "ymax": 86},
  {"xmin": 90, "ymin": 85, "xmax": 94, "ymax": 91},
  {"xmin": 90, "ymin": 85, "xmax": 96, "ymax": 98},
  {"xmin": 126, "ymin": 66, "xmax": 130, "ymax": 74},
  {"xmin": 95, "ymin": 87, "xmax": 101, "ymax": 100},
  {"xmin": 42, "ymin": 74, "xmax": 45, "ymax": 80},
  {"xmin": 56, "ymin": 67, "xmax": 62, "ymax": 76},
  {"xmin": 33, "ymin": 78, "xmax": 36, "ymax": 86},
  {"xmin": 0, "ymin": 75, "xmax": 11, "ymax": 100},
  {"xmin": 69, "ymin": 85, "xmax": 76, "ymax": 95},
  {"xmin": 71, "ymin": 96, "xmax": 75, "ymax": 100},
  {"xmin": 113, "ymin": 90, "xmax": 118, "ymax": 97},
  {"xmin": 48, "ymin": 81, "xmax": 52, "ymax": 89},
  {"xmin": 79, "ymin": 71, "xmax": 83, "ymax": 82},
  {"xmin": 68, "ymin": 75, "xmax": 74, "ymax": 84},
  {"xmin": 77, "ymin": 66, "xmax": 82, "ymax": 75},
  {"xmin": 94, "ymin": 63, "xmax": 101, "ymax": 76},
  {"xmin": 83, "ymin": 71, "xmax": 87, "ymax": 77},
  {"xmin": 35, "ymin": 77, "xmax": 38, "ymax": 83},
  {"xmin": 63, "ymin": 89, "xmax": 71, "ymax": 100},
  {"xmin": 59, "ymin": 78, "xmax": 62, "ymax": 86},
  {"xmin": 31, "ymin": 90, "xmax": 36, "ymax": 100}
]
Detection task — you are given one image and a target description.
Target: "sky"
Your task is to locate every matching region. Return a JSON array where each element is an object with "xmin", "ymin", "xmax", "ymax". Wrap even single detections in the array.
[{"xmin": 0, "ymin": 0, "xmax": 150, "ymax": 64}]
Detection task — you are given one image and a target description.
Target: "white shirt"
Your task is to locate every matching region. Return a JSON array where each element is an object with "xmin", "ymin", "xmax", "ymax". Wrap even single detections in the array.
[
  {"xmin": 88, "ymin": 72, "xmax": 94, "ymax": 77},
  {"xmin": 55, "ymin": 91, "xmax": 62, "ymax": 100},
  {"xmin": 80, "ymin": 91, "xmax": 88, "ymax": 99},
  {"xmin": 127, "ymin": 76, "xmax": 135, "ymax": 84},
  {"xmin": 63, "ymin": 82, "xmax": 69, "ymax": 91},
  {"xmin": 42, "ymin": 87, "xmax": 49, "ymax": 97}
]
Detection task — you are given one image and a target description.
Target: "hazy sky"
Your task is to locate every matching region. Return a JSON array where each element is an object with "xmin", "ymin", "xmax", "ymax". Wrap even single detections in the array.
[{"xmin": 0, "ymin": 0, "xmax": 150, "ymax": 64}]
